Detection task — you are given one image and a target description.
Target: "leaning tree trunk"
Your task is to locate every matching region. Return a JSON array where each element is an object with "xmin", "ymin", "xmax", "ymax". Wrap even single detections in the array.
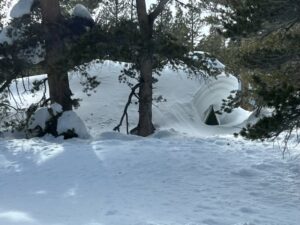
[{"xmin": 40, "ymin": 0, "xmax": 72, "ymax": 111}]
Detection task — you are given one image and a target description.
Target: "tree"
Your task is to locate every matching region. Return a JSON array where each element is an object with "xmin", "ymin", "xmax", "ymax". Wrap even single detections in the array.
[
  {"xmin": 185, "ymin": 0, "xmax": 203, "ymax": 50},
  {"xmin": 57, "ymin": 0, "xmax": 223, "ymax": 137},
  {"xmin": 0, "ymin": 0, "xmax": 98, "ymax": 133},
  {"xmin": 131, "ymin": 0, "xmax": 169, "ymax": 136},
  {"xmin": 95, "ymin": 0, "xmax": 131, "ymax": 27},
  {"xmin": 152, "ymin": 1, "xmax": 173, "ymax": 34},
  {"xmin": 39, "ymin": 0, "xmax": 73, "ymax": 110},
  {"xmin": 216, "ymin": 0, "xmax": 300, "ymax": 143},
  {"xmin": 171, "ymin": 1, "xmax": 189, "ymax": 46}
]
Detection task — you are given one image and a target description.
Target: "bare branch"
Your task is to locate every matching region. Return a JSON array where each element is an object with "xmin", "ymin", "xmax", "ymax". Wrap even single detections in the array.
[{"xmin": 114, "ymin": 82, "xmax": 140, "ymax": 133}]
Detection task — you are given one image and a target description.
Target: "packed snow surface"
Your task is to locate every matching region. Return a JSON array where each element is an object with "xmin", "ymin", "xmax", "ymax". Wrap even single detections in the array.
[{"xmin": 0, "ymin": 61, "xmax": 299, "ymax": 225}]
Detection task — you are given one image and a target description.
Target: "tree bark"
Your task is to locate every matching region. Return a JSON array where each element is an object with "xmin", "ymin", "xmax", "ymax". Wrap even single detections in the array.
[
  {"xmin": 133, "ymin": 0, "xmax": 169, "ymax": 136},
  {"xmin": 135, "ymin": 53, "xmax": 155, "ymax": 136},
  {"xmin": 40, "ymin": 0, "xmax": 72, "ymax": 111}
]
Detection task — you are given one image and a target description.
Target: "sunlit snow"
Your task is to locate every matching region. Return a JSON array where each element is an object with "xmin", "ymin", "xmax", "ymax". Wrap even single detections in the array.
[{"xmin": 0, "ymin": 61, "xmax": 299, "ymax": 225}]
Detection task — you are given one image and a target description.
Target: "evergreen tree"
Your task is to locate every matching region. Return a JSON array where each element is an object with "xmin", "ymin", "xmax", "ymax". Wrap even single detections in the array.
[
  {"xmin": 0, "ymin": 0, "xmax": 98, "ymax": 133},
  {"xmin": 171, "ymin": 1, "xmax": 189, "ymax": 46},
  {"xmin": 152, "ymin": 1, "xmax": 173, "ymax": 34},
  {"xmin": 185, "ymin": 0, "xmax": 203, "ymax": 50},
  {"xmin": 95, "ymin": 0, "xmax": 131, "ymax": 27},
  {"xmin": 216, "ymin": 0, "xmax": 300, "ymax": 143}
]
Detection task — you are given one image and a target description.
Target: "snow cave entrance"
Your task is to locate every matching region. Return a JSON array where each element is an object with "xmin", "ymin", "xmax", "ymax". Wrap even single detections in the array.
[{"xmin": 204, "ymin": 105, "xmax": 220, "ymax": 126}]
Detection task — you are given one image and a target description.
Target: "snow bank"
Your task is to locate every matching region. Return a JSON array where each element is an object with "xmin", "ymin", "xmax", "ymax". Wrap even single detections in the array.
[
  {"xmin": 8, "ymin": 60, "xmax": 252, "ymax": 137},
  {"xmin": 156, "ymin": 73, "xmax": 251, "ymax": 136},
  {"xmin": 10, "ymin": 0, "xmax": 34, "ymax": 18}
]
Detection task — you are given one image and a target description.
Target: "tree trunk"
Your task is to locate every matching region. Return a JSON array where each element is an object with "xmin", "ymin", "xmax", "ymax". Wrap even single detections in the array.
[
  {"xmin": 130, "ymin": 0, "xmax": 134, "ymax": 21},
  {"xmin": 135, "ymin": 53, "xmax": 155, "ymax": 136},
  {"xmin": 40, "ymin": 0, "xmax": 72, "ymax": 111},
  {"xmin": 132, "ymin": 0, "xmax": 169, "ymax": 136}
]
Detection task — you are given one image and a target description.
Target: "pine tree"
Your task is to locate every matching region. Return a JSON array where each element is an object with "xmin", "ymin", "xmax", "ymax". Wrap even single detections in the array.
[
  {"xmin": 185, "ymin": 0, "xmax": 203, "ymax": 50},
  {"xmin": 171, "ymin": 2, "xmax": 189, "ymax": 46},
  {"xmin": 95, "ymin": 0, "xmax": 131, "ymax": 27},
  {"xmin": 216, "ymin": 0, "xmax": 300, "ymax": 143}
]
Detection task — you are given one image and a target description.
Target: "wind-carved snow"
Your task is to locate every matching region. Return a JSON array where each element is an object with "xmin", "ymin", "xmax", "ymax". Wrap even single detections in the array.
[
  {"xmin": 72, "ymin": 4, "xmax": 93, "ymax": 20},
  {"xmin": 10, "ymin": 0, "xmax": 34, "ymax": 18}
]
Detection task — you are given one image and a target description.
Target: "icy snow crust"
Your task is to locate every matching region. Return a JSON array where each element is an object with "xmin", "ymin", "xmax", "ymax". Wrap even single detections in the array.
[{"xmin": 0, "ymin": 61, "xmax": 299, "ymax": 225}]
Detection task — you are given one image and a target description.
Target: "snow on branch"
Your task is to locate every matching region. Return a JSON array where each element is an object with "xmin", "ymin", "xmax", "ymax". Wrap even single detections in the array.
[{"xmin": 10, "ymin": 0, "xmax": 34, "ymax": 18}]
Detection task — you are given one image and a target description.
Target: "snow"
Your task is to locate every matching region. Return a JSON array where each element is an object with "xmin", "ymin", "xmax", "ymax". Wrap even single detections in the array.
[
  {"xmin": 28, "ymin": 107, "xmax": 51, "ymax": 130},
  {"xmin": 72, "ymin": 4, "xmax": 93, "ymax": 21},
  {"xmin": 18, "ymin": 42, "xmax": 45, "ymax": 65},
  {"xmin": 0, "ymin": 27, "xmax": 13, "ymax": 45},
  {"xmin": 10, "ymin": 0, "xmax": 34, "ymax": 18},
  {"xmin": 0, "ymin": 61, "xmax": 299, "ymax": 225},
  {"xmin": 50, "ymin": 103, "xmax": 63, "ymax": 116},
  {"xmin": 57, "ymin": 111, "xmax": 90, "ymax": 139}
]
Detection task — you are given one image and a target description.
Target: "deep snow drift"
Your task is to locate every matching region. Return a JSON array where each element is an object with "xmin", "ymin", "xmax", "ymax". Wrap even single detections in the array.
[{"xmin": 0, "ymin": 61, "xmax": 299, "ymax": 225}]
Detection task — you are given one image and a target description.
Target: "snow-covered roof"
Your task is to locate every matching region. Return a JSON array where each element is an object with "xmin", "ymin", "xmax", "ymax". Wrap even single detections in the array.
[
  {"xmin": 72, "ymin": 4, "xmax": 93, "ymax": 21},
  {"xmin": 10, "ymin": 0, "xmax": 34, "ymax": 18}
]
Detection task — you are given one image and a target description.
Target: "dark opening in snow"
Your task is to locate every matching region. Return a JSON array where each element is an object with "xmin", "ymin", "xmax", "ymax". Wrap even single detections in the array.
[{"xmin": 204, "ymin": 105, "xmax": 220, "ymax": 126}]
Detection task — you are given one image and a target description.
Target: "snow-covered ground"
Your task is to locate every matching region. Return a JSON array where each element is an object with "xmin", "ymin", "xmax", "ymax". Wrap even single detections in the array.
[{"xmin": 0, "ymin": 61, "xmax": 299, "ymax": 225}]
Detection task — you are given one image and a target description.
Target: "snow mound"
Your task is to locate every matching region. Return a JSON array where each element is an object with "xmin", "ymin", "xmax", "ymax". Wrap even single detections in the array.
[
  {"xmin": 50, "ymin": 103, "xmax": 63, "ymax": 116},
  {"xmin": 57, "ymin": 111, "xmax": 90, "ymax": 139},
  {"xmin": 28, "ymin": 107, "xmax": 51, "ymax": 130},
  {"xmin": 72, "ymin": 4, "xmax": 93, "ymax": 20},
  {"xmin": 158, "ymin": 74, "xmax": 251, "ymax": 136},
  {"xmin": 27, "ymin": 104, "xmax": 89, "ymax": 139},
  {"xmin": 193, "ymin": 74, "xmax": 249, "ymax": 126},
  {"xmin": 10, "ymin": 0, "xmax": 34, "ymax": 18}
]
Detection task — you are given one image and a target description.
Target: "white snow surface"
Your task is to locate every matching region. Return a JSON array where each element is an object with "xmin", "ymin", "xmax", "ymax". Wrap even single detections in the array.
[
  {"xmin": 72, "ymin": 4, "xmax": 93, "ymax": 20},
  {"xmin": 0, "ymin": 61, "xmax": 299, "ymax": 225},
  {"xmin": 10, "ymin": 0, "xmax": 34, "ymax": 18},
  {"xmin": 57, "ymin": 111, "xmax": 90, "ymax": 139}
]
